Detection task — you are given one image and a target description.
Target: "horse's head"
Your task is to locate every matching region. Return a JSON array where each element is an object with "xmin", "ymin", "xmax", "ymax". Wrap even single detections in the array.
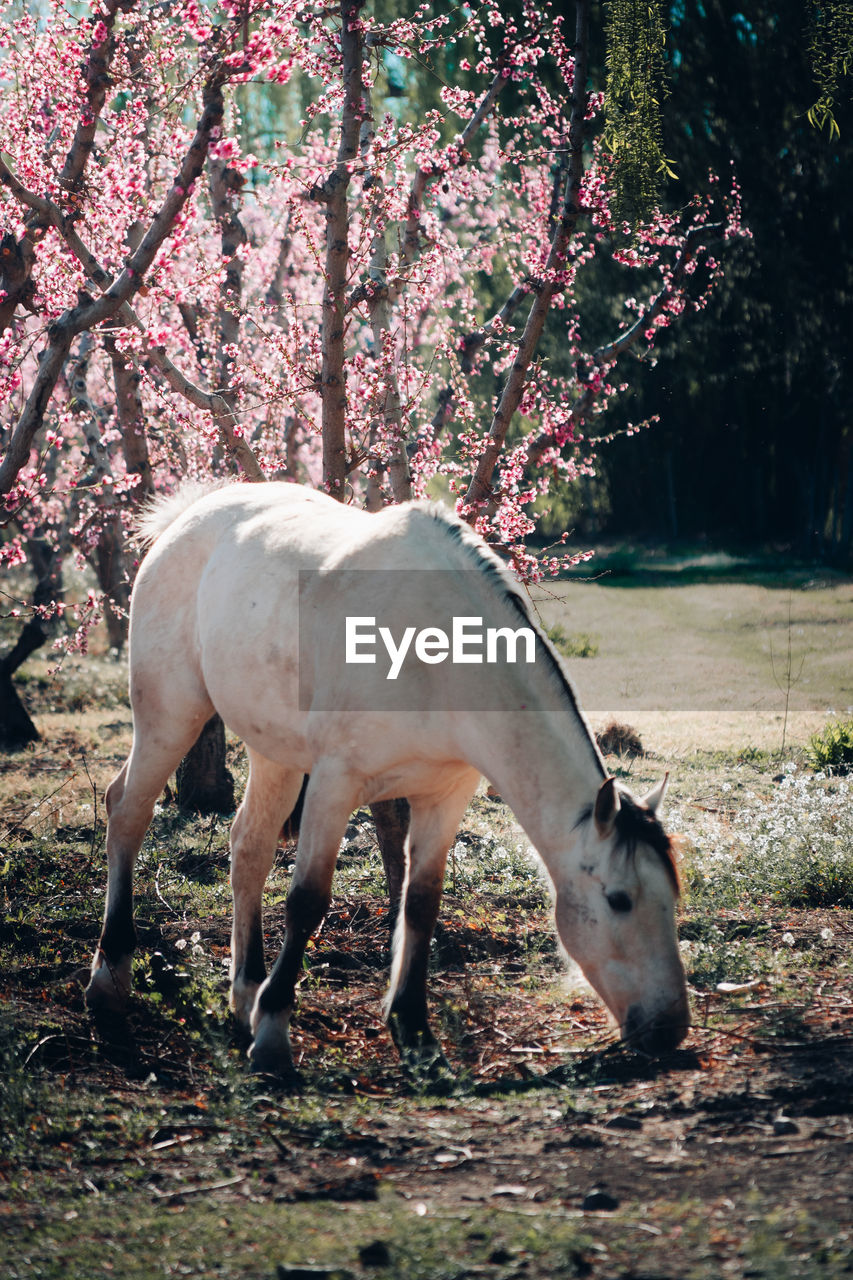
[{"xmin": 555, "ymin": 776, "xmax": 689, "ymax": 1054}]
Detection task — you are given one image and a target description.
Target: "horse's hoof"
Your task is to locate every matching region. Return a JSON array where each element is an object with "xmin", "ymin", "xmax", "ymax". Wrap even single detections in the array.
[
  {"xmin": 248, "ymin": 1008, "xmax": 295, "ymax": 1079},
  {"xmin": 229, "ymin": 976, "xmax": 260, "ymax": 1030},
  {"xmin": 84, "ymin": 955, "xmax": 132, "ymax": 1014},
  {"xmin": 398, "ymin": 1040, "xmax": 455, "ymax": 1093}
]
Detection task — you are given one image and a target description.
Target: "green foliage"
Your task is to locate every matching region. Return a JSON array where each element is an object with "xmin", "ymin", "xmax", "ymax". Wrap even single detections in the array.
[
  {"xmin": 0, "ymin": 1014, "xmax": 44, "ymax": 1158},
  {"xmin": 679, "ymin": 920, "xmax": 768, "ymax": 990},
  {"xmin": 603, "ymin": 0, "xmax": 675, "ymax": 224},
  {"xmin": 808, "ymin": 1, "xmax": 853, "ymax": 139},
  {"xmin": 590, "ymin": 5, "xmax": 853, "ymax": 552},
  {"xmin": 806, "ymin": 717, "xmax": 853, "ymax": 774},
  {"xmin": 544, "ymin": 622, "xmax": 599, "ymax": 658}
]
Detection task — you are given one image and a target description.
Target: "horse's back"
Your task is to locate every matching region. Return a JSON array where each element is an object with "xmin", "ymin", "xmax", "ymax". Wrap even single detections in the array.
[{"xmin": 127, "ymin": 483, "xmax": 468, "ymax": 765}]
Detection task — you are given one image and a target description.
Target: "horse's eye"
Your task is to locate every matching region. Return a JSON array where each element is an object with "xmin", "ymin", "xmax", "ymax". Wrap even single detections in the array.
[{"xmin": 606, "ymin": 890, "xmax": 633, "ymax": 914}]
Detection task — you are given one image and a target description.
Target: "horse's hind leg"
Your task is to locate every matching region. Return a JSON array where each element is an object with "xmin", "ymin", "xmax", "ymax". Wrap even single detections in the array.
[
  {"xmin": 385, "ymin": 771, "xmax": 479, "ymax": 1071},
  {"xmin": 85, "ymin": 691, "xmax": 213, "ymax": 1014},
  {"xmin": 249, "ymin": 761, "xmax": 361, "ymax": 1076},
  {"xmin": 229, "ymin": 751, "xmax": 304, "ymax": 1027}
]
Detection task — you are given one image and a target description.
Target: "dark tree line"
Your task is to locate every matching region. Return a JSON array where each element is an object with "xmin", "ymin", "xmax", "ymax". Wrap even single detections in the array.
[{"xmin": 580, "ymin": 2, "xmax": 852, "ymax": 556}]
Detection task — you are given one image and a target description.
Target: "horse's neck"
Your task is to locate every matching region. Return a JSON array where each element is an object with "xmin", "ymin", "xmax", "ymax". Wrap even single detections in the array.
[{"xmin": 463, "ymin": 696, "xmax": 605, "ymax": 876}]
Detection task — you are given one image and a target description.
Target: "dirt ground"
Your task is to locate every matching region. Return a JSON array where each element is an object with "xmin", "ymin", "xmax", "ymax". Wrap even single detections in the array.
[{"xmin": 4, "ymin": 879, "xmax": 852, "ymax": 1279}]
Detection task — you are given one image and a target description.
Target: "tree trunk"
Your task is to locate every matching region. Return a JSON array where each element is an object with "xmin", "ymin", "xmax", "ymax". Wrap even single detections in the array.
[
  {"xmin": 0, "ymin": 535, "xmax": 64, "ymax": 749},
  {"xmin": 171, "ymin": 153, "xmax": 254, "ymax": 813},
  {"xmin": 95, "ymin": 512, "xmax": 130, "ymax": 651},
  {"xmin": 175, "ymin": 714, "xmax": 235, "ymax": 814},
  {"xmin": 0, "ymin": 618, "xmax": 45, "ymax": 748}
]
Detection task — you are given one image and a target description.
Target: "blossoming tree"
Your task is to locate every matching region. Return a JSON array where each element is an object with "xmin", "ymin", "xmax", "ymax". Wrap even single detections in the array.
[{"xmin": 0, "ymin": 0, "xmax": 744, "ymax": 754}]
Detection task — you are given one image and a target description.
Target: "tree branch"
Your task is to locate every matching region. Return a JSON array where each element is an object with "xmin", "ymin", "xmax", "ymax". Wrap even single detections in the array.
[
  {"xmin": 103, "ymin": 333, "xmax": 154, "ymax": 499},
  {"xmin": 524, "ymin": 222, "xmax": 724, "ymax": 470},
  {"xmin": 0, "ymin": 65, "xmax": 240, "ymax": 498},
  {"xmin": 459, "ymin": 279, "xmax": 536, "ymax": 374},
  {"xmin": 314, "ymin": 0, "xmax": 366, "ymax": 498},
  {"xmin": 0, "ymin": 0, "xmax": 132, "ymax": 337},
  {"xmin": 359, "ymin": 79, "xmax": 411, "ymax": 507},
  {"xmin": 208, "ymin": 157, "xmax": 248, "ymax": 410},
  {"xmin": 462, "ymin": 0, "xmax": 591, "ymax": 515}
]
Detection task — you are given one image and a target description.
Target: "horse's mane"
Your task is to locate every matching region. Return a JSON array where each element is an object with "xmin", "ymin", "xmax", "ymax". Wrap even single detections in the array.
[
  {"xmin": 424, "ymin": 505, "xmax": 603, "ymax": 755},
  {"xmin": 613, "ymin": 791, "xmax": 681, "ymax": 895},
  {"xmin": 426, "ymin": 506, "xmax": 680, "ymax": 894}
]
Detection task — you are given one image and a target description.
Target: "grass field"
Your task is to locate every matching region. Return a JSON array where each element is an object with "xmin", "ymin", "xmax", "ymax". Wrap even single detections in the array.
[
  {"xmin": 535, "ymin": 556, "xmax": 853, "ymax": 754},
  {"xmin": 2, "ymin": 560, "xmax": 852, "ymax": 1279}
]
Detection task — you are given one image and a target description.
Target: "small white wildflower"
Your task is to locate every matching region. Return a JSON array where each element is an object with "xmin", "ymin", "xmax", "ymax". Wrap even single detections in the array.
[
  {"xmin": 781, "ymin": 932, "xmax": 795, "ymax": 947},
  {"xmin": 175, "ymin": 937, "xmax": 188, "ymax": 952},
  {"xmin": 820, "ymin": 928, "xmax": 834, "ymax": 943}
]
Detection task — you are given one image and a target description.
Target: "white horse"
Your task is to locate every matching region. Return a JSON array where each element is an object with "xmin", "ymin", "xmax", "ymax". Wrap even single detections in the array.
[{"xmin": 85, "ymin": 482, "xmax": 689, "ymax": 1074}]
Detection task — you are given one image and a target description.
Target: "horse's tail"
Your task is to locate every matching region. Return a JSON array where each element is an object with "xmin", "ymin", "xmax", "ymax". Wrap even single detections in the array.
[{"xmin": 133, "ymin": 481, "xmax": 226, "ymax": 548}]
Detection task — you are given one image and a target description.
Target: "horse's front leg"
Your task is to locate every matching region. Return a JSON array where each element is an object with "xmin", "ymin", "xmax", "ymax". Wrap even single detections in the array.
[
  {"xmin": 248, "ymin": 762, "xmax": 360, "ymax": 1077},
  {"xmin": 229, "ymin": 753, "xmax": 305, "ymax": 1028},
  {"xmin": 384, "ymin": 773, "xmax": 479, "ymax": 1075}
]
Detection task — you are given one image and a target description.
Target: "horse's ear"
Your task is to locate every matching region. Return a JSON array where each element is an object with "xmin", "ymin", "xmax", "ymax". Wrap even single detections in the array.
[
  {"xmin": 594, "ymin": 777, "xmax": 621, "ymax": 838},
  {"xmin": 641, "ymin": 773, "xmax": 669, "ymax": 817}
]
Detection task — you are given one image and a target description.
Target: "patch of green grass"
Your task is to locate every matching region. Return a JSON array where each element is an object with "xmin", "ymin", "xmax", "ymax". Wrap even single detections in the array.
[
  {"xmin": 6, "ymin": 1149, "xmax": 850, "ymax": 1280},
  {"xmin": 0, "ymin": 1013, "xmax": 47, "ymax": 1160},
  {"xmin": 806, "ymin": 717, "xmax": 853, "ymax": 775},
  {"xmin": 544, "ymin": 622, "xmax": 599, "ymax": 658},
  {"xmin": 679, "ymin": 919, "xmax": 770, "ymax": 991},
  {"xmin": 4, "ymin": 1191, "xmax": 598, "ymax": 1280}
]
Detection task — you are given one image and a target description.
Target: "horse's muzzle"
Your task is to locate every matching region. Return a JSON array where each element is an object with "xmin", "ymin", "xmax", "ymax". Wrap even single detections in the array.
[{"xmin": 623, "ymin": 1002, "xmax": 690, "ymax": 1055}]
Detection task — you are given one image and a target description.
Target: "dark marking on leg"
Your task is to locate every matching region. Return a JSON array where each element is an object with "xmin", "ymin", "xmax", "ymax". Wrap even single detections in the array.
[
  {"xmin": 99, "ymin": 870, "xmax": 137, "ymax": 963},
  {"xmin": 388, "ymin": 880, "xmax": 443, "ymax": 1052},
  {"xmin": 281, "ymin": 773, "xmax": 309, "ymax": 842},
  {"xmin": 258, "ymin": 883, "xmax": 330, "ymax": 1017},
  {"xmin": 371, "ymin": 797, "xmax": 410, "ymax": 938},
  {"xmin": 241, "ymin": 910, "xmax": 266, "ymax": 986}
]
